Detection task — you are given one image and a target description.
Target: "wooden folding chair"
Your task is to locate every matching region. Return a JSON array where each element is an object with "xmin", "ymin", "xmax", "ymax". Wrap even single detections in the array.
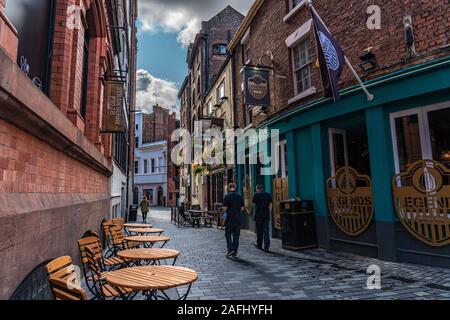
[
  {"xmin": 46, "ymin": 256, "xmax": 86, "ymax": 300},
  {"xmin": 84, "ymin": 246, "xmax": 135, "ymax": 300},
  {"xmin": 78, "ymin": 233, "xmax": 126, "ymax": 298},
  {"xmin": 48, "ymin": 278, "xmax": 88, "ymax": 301}
]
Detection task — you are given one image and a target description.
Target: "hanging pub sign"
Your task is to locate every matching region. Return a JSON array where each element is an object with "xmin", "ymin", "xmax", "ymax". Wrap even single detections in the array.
[
  {"xmin": 326, "ymin": 167, "xmax": 374, "ymax": 236},
  {"xmin": 104, "ymin": 81, "xmax": 127, "ymax": 133},
  {"xmin": 243, "ymin": 67, "xmax": 270, "ymax": 108},
  {"xmin": 392, "ymin": 160, "xmax": 450, "ymax": 247}
]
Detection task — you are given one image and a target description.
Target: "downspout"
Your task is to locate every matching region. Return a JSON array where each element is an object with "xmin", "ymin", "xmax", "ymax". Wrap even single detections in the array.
[{"xmin": 231, "ymin": 50, "xmax": 239, "ymax": 183}]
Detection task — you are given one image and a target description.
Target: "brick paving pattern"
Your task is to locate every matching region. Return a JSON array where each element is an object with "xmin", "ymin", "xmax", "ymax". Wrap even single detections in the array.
[{"xmin": 106, "ymin": 208, "xmax": 450, "ymax": 301}]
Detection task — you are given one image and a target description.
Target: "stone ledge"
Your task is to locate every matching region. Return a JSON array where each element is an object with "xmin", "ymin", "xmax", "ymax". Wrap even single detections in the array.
[{"xmin": 0, "ymin": 48, "xmax": 112, "ymax": 176}]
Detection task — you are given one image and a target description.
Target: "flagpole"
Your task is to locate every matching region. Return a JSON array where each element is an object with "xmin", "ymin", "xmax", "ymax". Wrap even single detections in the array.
[{"xmin": 306, "ymin": 0, "xmax": 374, "ymax": 101}]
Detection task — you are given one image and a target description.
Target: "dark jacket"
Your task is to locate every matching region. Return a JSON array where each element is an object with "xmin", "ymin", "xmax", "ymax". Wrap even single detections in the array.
[{"xmin": 252, "ymin": 192, "xmax": 272, "ymax": 222}]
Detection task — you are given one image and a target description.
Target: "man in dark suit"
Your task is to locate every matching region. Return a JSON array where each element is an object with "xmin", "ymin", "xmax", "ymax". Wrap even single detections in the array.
[
  {"xmin": 252, "ymin": 185, "xmax": 273, "ymax": 252},
  {"xmin": 223, "ymin": 182, "xmax": 244, "ymax": 259}
]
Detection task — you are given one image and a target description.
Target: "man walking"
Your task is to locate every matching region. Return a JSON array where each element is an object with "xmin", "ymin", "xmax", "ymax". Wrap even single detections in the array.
[
  {"xmin": 223, "ymin": 182, "xmax": 244, "ymax": 259},
  {"xmin": 253, "ymin": 185, "xmax": 272, "ymax": 252}
]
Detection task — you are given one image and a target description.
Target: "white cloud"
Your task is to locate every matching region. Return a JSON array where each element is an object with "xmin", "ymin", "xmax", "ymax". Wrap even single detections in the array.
[
  {"xmin": 137, "ymin": 0, "xmax": 254, "ymax": 47},
  {"xmin": 136, "ymin": 69, "xmax": 179, "ymax": 115}
]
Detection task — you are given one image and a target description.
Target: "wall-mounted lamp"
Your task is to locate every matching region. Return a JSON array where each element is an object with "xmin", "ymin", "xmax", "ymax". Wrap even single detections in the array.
[{"xmin": 359, "ymin": 47, "xmax": 378, "ymax": 72}]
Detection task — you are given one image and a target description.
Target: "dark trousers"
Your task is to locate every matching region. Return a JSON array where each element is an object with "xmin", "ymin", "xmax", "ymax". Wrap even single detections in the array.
[
  {"xmin": 256, "ymin": 220, "xmax": 271, "ymax": 249},
  {"xmin": 142, "ymin": 211, "xmax": 148, "ymax": 222},
  {"xmin": 225, "ymin": 223, "xmax": 241, "ymax": 253}
]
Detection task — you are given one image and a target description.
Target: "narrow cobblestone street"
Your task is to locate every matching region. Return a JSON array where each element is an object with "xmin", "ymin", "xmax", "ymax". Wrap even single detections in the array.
[{"xmin": 143, "ymin": 208, "xmax": 450, "ymax": 300}]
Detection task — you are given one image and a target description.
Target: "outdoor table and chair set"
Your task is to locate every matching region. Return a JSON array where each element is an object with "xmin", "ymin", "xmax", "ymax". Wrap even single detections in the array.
[
  {"xmin": 44, "ymin": 217, "xmax": 198, "ymax": 301},
  {"xmin": 171, "ymin": 204, "xmax": 225, "ymax": 229}
]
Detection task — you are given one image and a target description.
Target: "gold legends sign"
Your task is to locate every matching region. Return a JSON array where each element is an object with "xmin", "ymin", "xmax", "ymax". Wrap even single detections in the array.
[
  {"xmin": 327, "ymin": 167, "xmax": 374, "ymax": 236},
  {"xmin": 393, "ymin": 160, "xmax": 450, "ymax": 247}
]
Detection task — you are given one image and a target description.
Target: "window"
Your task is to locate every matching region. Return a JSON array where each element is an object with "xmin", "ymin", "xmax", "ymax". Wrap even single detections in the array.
[
  {"xmin": 390, "ymin": 103, "xmax": 450, "ymax": 173},
  {"xmin": 243, "ymin": 44, "xmax": 250, "ymax": 64},
  {"xmin": 208, "ymin": 100, "xmax": 213, "ymax": 116},
  {"xmin": 135, "ymin": 137, "xmax": 139, "ymax": 148},
  {"xmin": 290, "ymin": 0, "xmax": 303, "ymax": 10},
  {"xmin": 136, "ymin": 124, "xmax": 139, "ymax": 130},
  {"xmin": 213, "ymin": 44, "xmax": 227, "ymax": 55},
  {"xmin": 277, "ymin": 140, "xmax": 288, "ymax": 178},
  {"xmin": 80, "ymin": 30, "xmax": 90, "ymax": 119},
  {"xmin": 292, "ymin": 38, "xmax": 313, "ymax": 94},
  {"xmin": 134, "ymin": 160, "xmax": 139, "ymax": 174},
  {"xmin": 158, "ymin": 157, "xmax": 163, "ymax": 173},
  {"xmin": 217, "ymin": 81, "xmax": 225, "ymax": 103},
  {"xmin": 143, "ymin": 159, "xmax": 148, "ymax": 174},
  {"xmin": 151, "ymin": 159, "xmax": 156, "ymax": 173}
]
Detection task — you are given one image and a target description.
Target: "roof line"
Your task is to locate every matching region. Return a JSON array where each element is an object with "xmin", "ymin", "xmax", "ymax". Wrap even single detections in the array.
[{"xmin": 228, "ymin": 0, "xmax": 265, "ymax": 51}]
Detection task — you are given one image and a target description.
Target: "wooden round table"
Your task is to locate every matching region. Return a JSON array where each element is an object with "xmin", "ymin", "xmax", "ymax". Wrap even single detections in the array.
[
  {"xmin": 127, "ymin": 228, "xmax": 164, "ymax": 235},
  {"xmin": 105, "ymin": 266, "xmax": 198, "ymax": 300},
  {"xmin": 125, "ymin": 235, "xmax": 170, "ymax": 248},
  {"xmin": 124, "ymin": 223, "xmax": 154, "ymax": 229},
  {"xmin": 117, "ymin": 248, "xmax": 180, "ymax": 265}
]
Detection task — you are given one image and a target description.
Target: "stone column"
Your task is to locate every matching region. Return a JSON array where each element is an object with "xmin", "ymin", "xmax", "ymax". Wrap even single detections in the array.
[{"xmin": 0, "ymin": 0, "xmax": 19, "ymax": 61}]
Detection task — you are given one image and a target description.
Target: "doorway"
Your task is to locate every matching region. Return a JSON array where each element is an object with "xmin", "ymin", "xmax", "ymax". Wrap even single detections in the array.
[{"xmin": 158, "ymin": 187, "xmax": 164, "ymax": 207}]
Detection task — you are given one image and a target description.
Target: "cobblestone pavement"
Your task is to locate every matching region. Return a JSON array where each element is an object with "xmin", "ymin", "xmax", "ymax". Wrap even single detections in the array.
[{"xmin": 134, "ymin": 208, "xmax": 450, "ymax": 300}]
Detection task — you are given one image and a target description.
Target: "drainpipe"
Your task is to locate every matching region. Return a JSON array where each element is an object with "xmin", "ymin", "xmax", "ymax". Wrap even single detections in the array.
[{"xmin": 231, "ymin": 50, "xmax": 239, "ymax": 184}]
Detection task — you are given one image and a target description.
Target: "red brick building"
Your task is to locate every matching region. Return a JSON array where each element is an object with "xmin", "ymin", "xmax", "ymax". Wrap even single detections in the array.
[
  {"xmin": 180, "ymin": 5, "xmax": 244, "ymax": 209},
  {"xmin": 0, "ymin": 0, "xmax": 137, "ymax": 299}
]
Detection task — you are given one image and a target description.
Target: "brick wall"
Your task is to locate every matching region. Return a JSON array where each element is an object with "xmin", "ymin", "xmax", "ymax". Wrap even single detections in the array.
[
  {"xmin": 167, "ymin": 113, "xmax": 179, "ymax": 207},
  {"xmin": 0, "ymin": 119, "xmax": 109, "ymax": 194},
  {"xmin": 233, "ymin": 0, "xmax": 449, "ymax": 128},
  {"xmin": 0, "ymin": 119, "xmax": 110, "ymax": 299},
  {"xmin": 0, "ymin": 0, "xmax": 119, "ymax": 299},
  {"xmin": 142, "ymin": 106, "xmax": 170, "ymax": 144}
]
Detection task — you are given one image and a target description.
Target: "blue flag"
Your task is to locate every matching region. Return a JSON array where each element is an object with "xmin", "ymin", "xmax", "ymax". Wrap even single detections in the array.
[{"xmin": 310, "ymin": 7, "xmax": 345, "ymax": 102}]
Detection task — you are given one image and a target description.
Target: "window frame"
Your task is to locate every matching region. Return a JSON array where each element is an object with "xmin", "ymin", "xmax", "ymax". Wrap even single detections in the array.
[
  {"xmin": 291, "ymin": 38, "xmax": 313, "ymax": 96},
  {"xmin": 390, "ymin": 102, "xmax": 450, "ymax": 174}
]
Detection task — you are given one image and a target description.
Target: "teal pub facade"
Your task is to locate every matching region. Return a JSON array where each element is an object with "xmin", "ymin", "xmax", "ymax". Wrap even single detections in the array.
[{"xmin": 238, "ymin": 56, "xmax": 450, "ymax": 268}]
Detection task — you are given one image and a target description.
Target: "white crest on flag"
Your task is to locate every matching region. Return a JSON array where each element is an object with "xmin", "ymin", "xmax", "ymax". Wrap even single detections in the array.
[{"xmin": 318, "ymin": 31, "xmax": 340, "ymax": 71}]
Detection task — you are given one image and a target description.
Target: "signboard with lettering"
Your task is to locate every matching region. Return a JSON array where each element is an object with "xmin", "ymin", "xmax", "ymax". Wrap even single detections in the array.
[
  {"xmin": 392, "ymin": 160, "xmax": 450, "ymax": 247},
  {"xmin": 104, "ymin": 81, "xmax": 127, "ymax": 133},
  {"xmin": 327, "ymin": 167, "xmax": 374, "ymax": 236},
  {"xmin": 243, "ymin": 67, "xmax": 270, "ymax": 109}
]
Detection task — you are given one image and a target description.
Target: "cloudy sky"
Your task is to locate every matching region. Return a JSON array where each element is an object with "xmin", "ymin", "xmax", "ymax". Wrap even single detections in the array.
[{"xmin": 136, "ymin": 0, "xmax": 254, "ymax": 114}]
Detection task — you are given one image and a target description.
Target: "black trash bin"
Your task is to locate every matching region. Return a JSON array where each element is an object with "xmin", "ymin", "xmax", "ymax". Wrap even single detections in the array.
[
  {"xmin": 280, "ymin": 199, "xmax": 317, "ymax": 251},
  {"xmin": 128, "ymin": 205, "xmax": 138, "ymax": 222}
]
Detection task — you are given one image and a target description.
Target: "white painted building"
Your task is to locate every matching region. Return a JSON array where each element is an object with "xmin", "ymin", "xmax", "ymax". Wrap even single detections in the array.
[{"xmin": 133, "ymin": 113, "xmax": 168, "ymax": 206}]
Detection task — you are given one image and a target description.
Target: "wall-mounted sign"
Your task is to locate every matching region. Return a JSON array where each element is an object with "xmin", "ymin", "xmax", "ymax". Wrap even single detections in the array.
[
  {"xmin": 243, "ymin": 175, "xmax": 253, "ymax": 215},
  {"xmin": 392, "ymin": 160, "xmax": 450, "ymax": 247},
  {"xmin": 104, "ymin": 81, "xmax": 127, "ymax": 133},
  {"xmin": 244, "ymin": 67, "xmax": 270, "ymax": 108},
  {"xmin": 273, "ymin": 178, "xmax": 289, "ymax": 230},
  {"xmin": 327, "ymin": 167, "xmax": 374, "ymax": 236}
]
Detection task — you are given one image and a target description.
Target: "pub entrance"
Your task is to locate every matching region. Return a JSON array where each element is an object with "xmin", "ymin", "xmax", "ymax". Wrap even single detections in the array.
[{"xmin": 325, "ymin": 113, "xmax": 377, "ymax": 256}]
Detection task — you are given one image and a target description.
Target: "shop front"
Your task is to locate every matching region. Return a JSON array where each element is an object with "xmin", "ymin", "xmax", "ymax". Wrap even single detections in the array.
[{"xmin": 243, "ymin": 57, "xmax": 450, "ymax": 268}]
